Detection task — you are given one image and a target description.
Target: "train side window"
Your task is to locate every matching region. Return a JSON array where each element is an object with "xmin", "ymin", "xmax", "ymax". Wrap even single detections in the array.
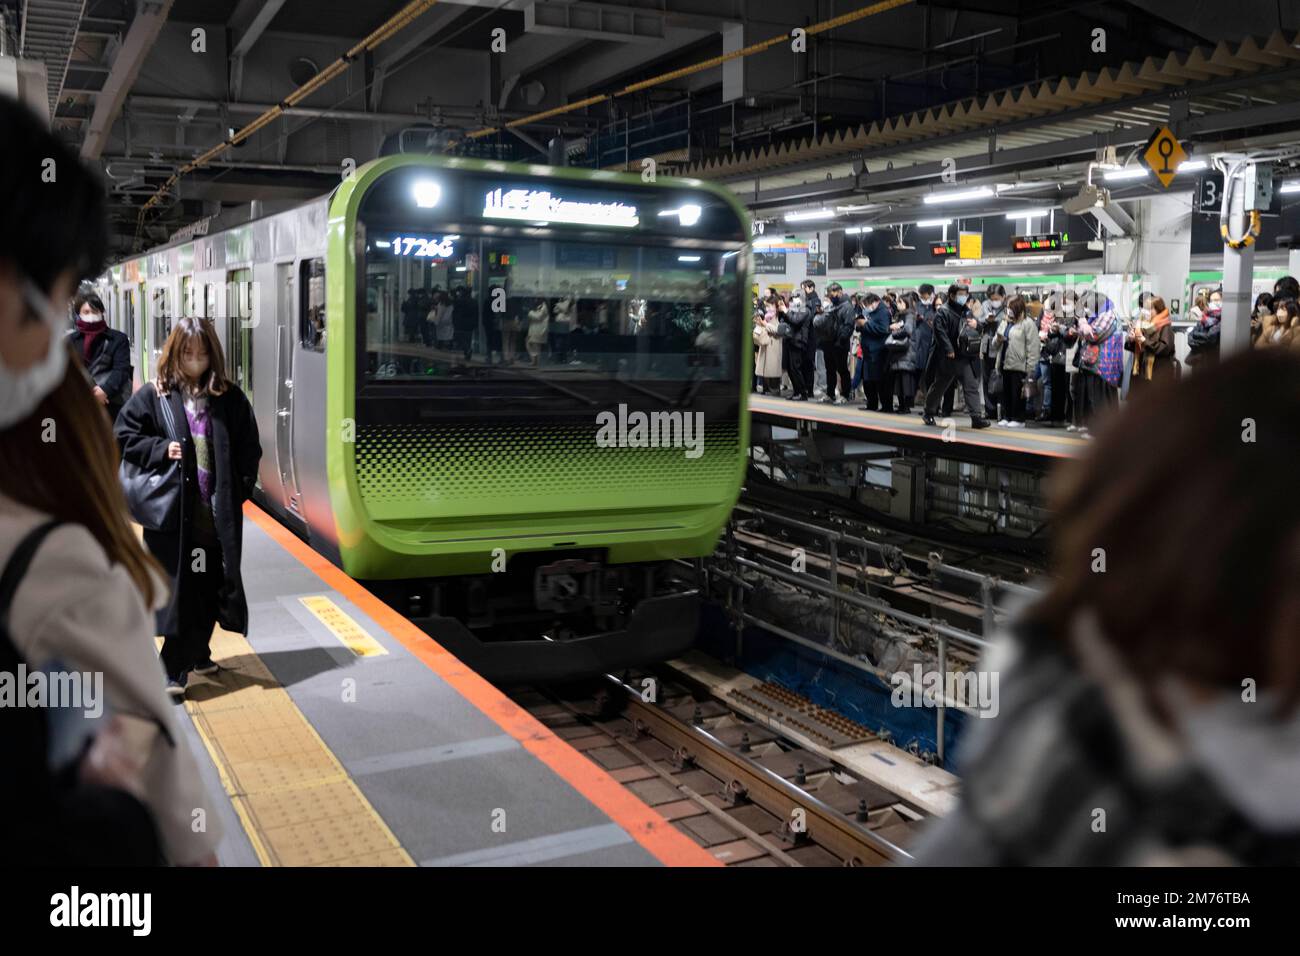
[
  {"xmin": 152, "ymin": 286, "xmax": 172, "ymax": 345},
  {"xmin": 204, "ymin": 283, "xmax": 215, "ymax": 319},
  {"xmin": 300, "ymin": 257, "xmax": 326, "ymax": 351}
]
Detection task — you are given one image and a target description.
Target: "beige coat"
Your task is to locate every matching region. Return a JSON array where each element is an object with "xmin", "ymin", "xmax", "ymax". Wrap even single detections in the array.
[
  {"xmin": 753, "ymin": 317, "xmax": 783, "ymax": 379},
  {"xmin": 0, "ymin": 493, "xmax": 223, "ymax": 864}
]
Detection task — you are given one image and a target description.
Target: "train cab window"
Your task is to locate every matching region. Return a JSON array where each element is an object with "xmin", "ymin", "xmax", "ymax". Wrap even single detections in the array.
[
  {"xmin": 203, "ymin": 283, "xmax": 216, "ymax": 319},
  {"xmin": 300, "ymin": 257, "xmax": 326, "ymax": 351},
  {"xmin": 359, "ymin": 233, "xmax": 740, "ymax": 383},
  {"xmin": 226, "ymin": 270, "xmax": 254, "ymax": 398}
]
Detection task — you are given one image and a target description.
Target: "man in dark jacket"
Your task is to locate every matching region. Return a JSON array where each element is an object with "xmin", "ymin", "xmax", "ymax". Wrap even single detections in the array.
[
  {"xmin": 67, "ymin": 290, "xmax": 132, "ymax": 423},
  {"xmin": 800, "ymin": 280, "xmax": 822, "ymax": 397},
  {"xmin": 785, "ymin": 294, "xmax": 814, "ymax": 400},
  {"xmin": 856, "ymin": 293, "xmax": 892, "ymax": 411},
  {"xmin": 820, "ymin": 282, "xmax": 854, "ymax": 404},
  {"xmin": 923, "ymin": 283, "xmax": 990, "ymax": 429}
]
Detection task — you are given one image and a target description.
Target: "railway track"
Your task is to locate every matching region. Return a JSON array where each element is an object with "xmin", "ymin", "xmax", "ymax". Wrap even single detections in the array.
[{"xmin": 509, "ymin": 668, "xmax": 925, "ymax": 867}]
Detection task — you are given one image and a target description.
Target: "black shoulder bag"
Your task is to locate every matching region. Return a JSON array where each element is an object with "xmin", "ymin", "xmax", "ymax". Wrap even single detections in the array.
[{"xmin": 119, "ymin": 387, "xmax": 182, "ymax": 532}]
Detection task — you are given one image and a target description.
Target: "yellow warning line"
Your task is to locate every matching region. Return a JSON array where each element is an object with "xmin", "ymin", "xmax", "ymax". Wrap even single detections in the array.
[
  {"xmin": 181, "ymin": 627, "xmax": 414, "ymax": 867},
  {"xmin": 298, "ymin": 595, "xmax": 390, "ymax": 657}
]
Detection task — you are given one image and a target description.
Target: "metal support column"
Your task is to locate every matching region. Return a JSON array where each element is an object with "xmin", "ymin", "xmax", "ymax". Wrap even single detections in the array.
[{"xmin": 1220, "ymin": 164, "xmax": 1256, "ymax": 356}]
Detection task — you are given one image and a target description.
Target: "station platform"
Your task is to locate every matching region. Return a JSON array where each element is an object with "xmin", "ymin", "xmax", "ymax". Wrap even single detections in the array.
[
  {"xmin": 172, "ymin": 503, "xmax": 720, "ymax": 868},
  {"xmin": 750, "ymin": 394, "xmax": 1086, "ymax": 465}
]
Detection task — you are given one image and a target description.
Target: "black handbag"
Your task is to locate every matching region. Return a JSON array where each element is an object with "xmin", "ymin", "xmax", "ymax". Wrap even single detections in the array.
[
  {"xmin": 776, "ymin": 321, "xmax": 792, "ymax": 338},
  {"xmin": 119, "ymin": 390, "xmax": 182, "ymax": 533}
]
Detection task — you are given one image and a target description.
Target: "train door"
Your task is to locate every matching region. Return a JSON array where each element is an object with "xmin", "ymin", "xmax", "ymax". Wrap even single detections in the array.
[
  {"xmin": 274, "ymin": 262, "xmax": 304, "ymax": 518},
  {"xmin": 225, "ymin": 269, "xmax": 253, "ymax": 402},
  {"xmin": 150, "ymin": 284, "xmax": 173, "ymax": 377}
]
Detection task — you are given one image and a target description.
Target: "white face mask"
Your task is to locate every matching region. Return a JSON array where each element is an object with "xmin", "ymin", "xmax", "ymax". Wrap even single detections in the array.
[
  {"xmin": 78, "ymin": 309, "xmax": 104, "ymax": 325},
  {"xmin": 0, "ymin": 281, "xmax": 70, "ymax": 431}
]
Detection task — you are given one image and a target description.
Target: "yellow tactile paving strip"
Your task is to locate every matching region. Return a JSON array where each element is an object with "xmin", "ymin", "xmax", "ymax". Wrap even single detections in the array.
[{"xmin": 182, "ymin": 626, "xmax": 415, "ymax": 867}]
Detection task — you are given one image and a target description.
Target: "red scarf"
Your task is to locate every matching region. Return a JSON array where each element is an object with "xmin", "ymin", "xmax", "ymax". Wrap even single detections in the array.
[{"xmin": 75, "ymin": 316, "xmax": 105, "ymax": 361}]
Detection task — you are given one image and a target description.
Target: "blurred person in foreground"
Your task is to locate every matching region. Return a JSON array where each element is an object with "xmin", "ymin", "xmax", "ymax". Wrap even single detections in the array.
[
  {"xmin": 915, "ymin": 348, "xmax": 1300, "ymax": 866},
  {"xmin": 0, "ymin": 94, "xmax": 221, "ymax": 865}
]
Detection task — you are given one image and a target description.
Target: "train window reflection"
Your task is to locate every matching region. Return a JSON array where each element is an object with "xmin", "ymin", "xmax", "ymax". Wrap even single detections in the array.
[{"xmin": 361, "ymin": 231, "xmax": 739, "ymax": 383}]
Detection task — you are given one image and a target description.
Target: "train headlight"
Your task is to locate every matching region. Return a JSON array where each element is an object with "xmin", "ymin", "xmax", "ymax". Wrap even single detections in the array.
[{"xmin": 412, "ymin": 180, "xmax": 442, "ymax": 208}]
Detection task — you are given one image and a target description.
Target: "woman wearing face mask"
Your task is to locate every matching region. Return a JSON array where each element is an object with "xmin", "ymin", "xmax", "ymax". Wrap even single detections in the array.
[
  {"xmin": 914, "ymin": 348, "xmax": 1300, "ymax": 866},
  {"xmin": 0, "ymin": 93, "xmax": 223, "ymax": 865},
  {"xmin": 979, "ymin": 284, "xmax": 1006, "ymax": 421},
  {"xmin": 1066, "ymin": 291, "xmax": 1122, "ymax": 437},
  {"xmin": 1250, "ymin": 293, "xmax": 1274, "ymax": 346},
  {"xmin": 115, "ymin": 319, "xmax": 262, "ymax": 698},
  {"xmin": 1124, "ymin": 296, "xmax": 1176, "ymax": 394},
  {"xmin": 67, "ymin": 290, "xmax": 132, "ymax": 423},
  {"xmin": 1186, "ymin": 288, "xmax": 1223, "ymax": 366},
  {"xmin": 994, "ymin": 295, "xmax": 1040, "ymax": 427}
]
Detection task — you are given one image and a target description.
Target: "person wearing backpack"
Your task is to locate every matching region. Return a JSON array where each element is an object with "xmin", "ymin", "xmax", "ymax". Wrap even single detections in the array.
[
  {"xmin": 0, "ymin": 93, "xmax": 222, "ymax": 865},
  {"xmin": 923, "ymin": 284, "xmax": 990, "ymax": 429},
  {"xmin": 68, "ymin": 290, "xmax": 132, "ymax": 424}
]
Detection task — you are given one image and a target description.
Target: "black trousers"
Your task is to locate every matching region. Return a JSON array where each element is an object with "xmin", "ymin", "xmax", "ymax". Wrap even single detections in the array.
[
  {"xmin": 982, "ymin": 355, "xmax": 1001, "ymax": 421},
  {"xmin": 787, "ymin": 345, "xmax": 810, "ymax": 397},
  {"xmin": 160, "ymin": 536, "xmax": 225, "ymax": 679},
  {"xmin": 1047, "ymin": 363, "xmax": 1068, "ymax": 421},
  {"xmin": 820, "ymin": 343, "xmax": 850, "ymax": 400},
  {"xmin": 800, "ymin": 347, "xmax": 816, "ymax": 398},
  {"xmin": 925, "ymin": 356, "xmax": 984, "ymax": 421},
  {"xmin": 1003, "ymin": 370, "xmax": 1027, "ymax": 422},
  {"xmin": 890, "ymin": 370, "xmax": 916, "ymax": 411}
]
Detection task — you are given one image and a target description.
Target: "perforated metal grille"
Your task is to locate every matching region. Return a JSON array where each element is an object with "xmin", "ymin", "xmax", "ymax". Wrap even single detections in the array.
[{"xmin": 354, "ymin": 420, "xmax": 741, "ymax": 513}]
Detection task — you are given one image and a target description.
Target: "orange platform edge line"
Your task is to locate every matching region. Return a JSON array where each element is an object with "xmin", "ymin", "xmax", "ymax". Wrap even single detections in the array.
[{"xmin": 243, "ymin": 501, "xmax": 722, "ymax": 868}]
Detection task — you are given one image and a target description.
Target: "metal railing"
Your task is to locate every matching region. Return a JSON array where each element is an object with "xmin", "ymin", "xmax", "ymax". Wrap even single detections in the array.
[{"xmin": 690, "ymin": 505, "xmax": 1042, "ymax": 766}]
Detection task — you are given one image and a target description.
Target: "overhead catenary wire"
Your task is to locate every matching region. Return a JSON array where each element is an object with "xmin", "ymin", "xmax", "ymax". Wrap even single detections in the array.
[
  {"xmin": 460, "ymin": 0, "xmax": 916, "ymax": 141},
  {"xmin": 134, "ymin": 0, "xmax": 444, "ymax": 240},
  {"xmin": 133, "ymin": 0, "xmax": 916, "ymax": 244}
]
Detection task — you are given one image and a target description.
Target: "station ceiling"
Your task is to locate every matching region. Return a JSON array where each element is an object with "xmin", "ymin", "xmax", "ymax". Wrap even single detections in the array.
[{"xmin": 2, "ymin": 0, "xmax": 1297, "ymax": 251}]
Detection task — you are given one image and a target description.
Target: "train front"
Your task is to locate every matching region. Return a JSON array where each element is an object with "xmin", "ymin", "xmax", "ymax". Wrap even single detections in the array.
[{"xmin": 325, "ymin": 155, "xmax": 750, "ymax": 680}]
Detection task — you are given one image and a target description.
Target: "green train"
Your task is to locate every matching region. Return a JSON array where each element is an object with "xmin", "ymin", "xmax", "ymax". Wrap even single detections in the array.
[{"xmin": 93, "ymin": 155, "xmax": 751, "ymax": 681}]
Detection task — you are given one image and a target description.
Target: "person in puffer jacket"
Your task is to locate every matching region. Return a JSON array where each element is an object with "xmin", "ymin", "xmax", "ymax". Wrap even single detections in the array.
[{"xmin": 994, "ymin": 295, "xmax": 1041, "ymax": 427}]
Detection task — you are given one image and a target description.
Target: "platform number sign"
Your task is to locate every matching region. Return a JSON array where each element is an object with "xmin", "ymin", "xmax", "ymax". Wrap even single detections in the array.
[
  {"xmin": 1141, "ymin": 125, "xmax": 1188, "ymax": 189},
  {"xmin": 1198, "ymin": 173, "xmax": 1226, "ymax": 214}
]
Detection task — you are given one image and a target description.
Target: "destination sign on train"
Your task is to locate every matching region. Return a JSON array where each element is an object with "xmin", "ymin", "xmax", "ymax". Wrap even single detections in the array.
[
  {"xmin": 1011, "ymin": 233, "xmax": 1064, "ymax": 252},
  {"xmin": 483, "ymin": 187, "xmax": 640, "ymax": 228}
]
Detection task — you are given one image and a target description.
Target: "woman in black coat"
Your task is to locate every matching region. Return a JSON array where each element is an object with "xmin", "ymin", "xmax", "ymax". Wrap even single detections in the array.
[
  {"xmin": 68, "ymin": 291, "xmax": 132, "ymax": 423},
  {"xmin": 115, "ymin": 317, "xmax": 261, "ymax": 697}
]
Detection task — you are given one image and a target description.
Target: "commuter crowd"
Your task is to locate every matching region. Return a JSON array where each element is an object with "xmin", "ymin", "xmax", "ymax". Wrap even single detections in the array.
[{"xmin": 753, "ymin": 275, "xmax": 1300, "ymax": 437}]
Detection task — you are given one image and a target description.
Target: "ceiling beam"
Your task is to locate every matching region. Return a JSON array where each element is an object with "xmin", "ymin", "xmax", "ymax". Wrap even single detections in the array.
[
  {"xmin": 228, "ymin": 0, "xmax": 287, "ymax": 101},
  {"xmin": 80, "ymin": 0, "xmax": 174, "ymax": 161}
]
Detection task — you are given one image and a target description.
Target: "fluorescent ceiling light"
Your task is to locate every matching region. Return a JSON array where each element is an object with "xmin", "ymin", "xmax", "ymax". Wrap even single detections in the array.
[
  {"xmin": 1005, "ymin": 208, "xmax": 1052, "ymax": 220},
  {"xmin": 843, "ymin": 226, "xmax": 874, "ymax": 235},
  {"xmin": 752, "ymin": 236, "xmax": 782, "ymax": 247},
  {"xmin": 1280, "ymin": 182, "xmax": 1300, "ymax": 194},
  {"xmin": 412, "ymin": 179, "xmax": 442, "ymax": 208},
  {"xmin": 677, "ymin": 255, "xmax": 702, "ymax": 262},
  {"xmin": 1104, "ymin": 167, "xmax": 1149, "ymax": 182},
  {"xmin": 916, "ymin": 218, "xmax": 952, "ymax": 227},
  {"xmin": 785, "ymin": 209, "xmax": 837, "ymax": 222},
  {"xmin": 1178, "ymin": 160, "xmax": 1207, "ymax": 173},
  {"xmin": 923, "ymin": 186, "xmax": 994, "ymax": 205},
  {"xmin": 374, "ymin": 240, "xmax": 391, "ymax": 248},
  {"xmin": 836, "ymin": 203, "xmax": 874, "ymax": 212}
]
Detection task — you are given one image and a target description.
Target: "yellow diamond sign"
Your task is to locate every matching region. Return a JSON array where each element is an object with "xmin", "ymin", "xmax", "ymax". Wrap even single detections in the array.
[{"xmin": 1142, "ymin": 126, "xmax": 1188, "ymax": 189}]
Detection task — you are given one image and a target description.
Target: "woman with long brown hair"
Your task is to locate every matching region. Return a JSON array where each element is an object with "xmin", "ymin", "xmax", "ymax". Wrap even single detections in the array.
[
  {"xmin": 1124, "ymin": 294, "xmax": 1176, "ymax": 394},
  {"xmin": 915, "ymin": 348, "xmax": 1300, "ymax": 865},
  {"xmin": 116, "ymin": 317, "xmax": 262, "ymax": 698},
  {"xmin": 0, "ymin": 93, "xmax": 221, "ymax": 865}
]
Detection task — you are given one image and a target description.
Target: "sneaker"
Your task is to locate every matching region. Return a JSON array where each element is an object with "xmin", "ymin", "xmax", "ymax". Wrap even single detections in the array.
[
  {"xmin": 997, "ymin": 419, "xmax": 1010, "ymax": 427},
  {"xmin": 789, "ymin": 394, "xmax": 806, "ymax": 402},
  {"xmin": 1066, "ymin": 424, "xmax": 1079, "ymax": 432},
  {"xmin": 192, "ymin": 657, "xmax": 220, "ymax": 676},
  {"xmin": 833, "ymin": 396, "xmax": 848, "ymax": 406},
  {"xmin": 970, "ymin": 418, "xmax": 992, "ymax": 430},
  {"xmin": 165, "ymin": 674, "xmax": 188, "ymax": 699},
  {"xmin": 820, "ymin": 396, "xmax": 835, "ymax": 404},
  {"xmin": 922, "ymin": 415, "xmax": 939, "ymax": 427}
]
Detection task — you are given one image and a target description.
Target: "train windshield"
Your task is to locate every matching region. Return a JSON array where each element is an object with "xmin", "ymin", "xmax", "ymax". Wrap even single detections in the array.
[{"xmin": 359, "ymin": 231, "xmax": 741, "ymax": 386}]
